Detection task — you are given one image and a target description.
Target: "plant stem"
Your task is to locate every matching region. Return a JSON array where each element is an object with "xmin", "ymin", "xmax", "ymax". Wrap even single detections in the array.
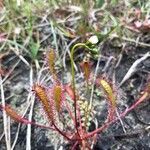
[
  {"xmin": 53, "ymin": 123, "xmax": 71, "ymax": 141},
  {"xmin": 84, "ymin": 92, "xmax": 149, "ymax": 139},
  {"xmin": 70, "ymin": 43, "xmax": 91, "ymax": 137}
]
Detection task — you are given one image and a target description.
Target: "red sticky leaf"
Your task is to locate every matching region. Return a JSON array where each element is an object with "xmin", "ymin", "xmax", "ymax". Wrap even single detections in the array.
[
  {"xmin": 33, "ymin": 84, "xmax": 54, "ymax": 123},
  {"xmin": 0, "ymin": 104, "xmax": 31, "ymax": 124},
  {"xmin": 64, "ymin": 84, "xmax": 75, "ymax": 101},
  {"xmin": 47, "ymin": 49, "xmax": 56, "ymax": 76},
  {"xmin": 52, "ymin": 82, "xmax": 64, "ymax": 112},
  {"xmin": 80, "ymin": 60, "xmax": 92, "ymax": 84}
]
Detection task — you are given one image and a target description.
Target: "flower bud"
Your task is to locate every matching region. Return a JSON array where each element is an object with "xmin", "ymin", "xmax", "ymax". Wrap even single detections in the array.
[{"xmin": 88, "ymin": 35, "xmax": 98, "ymax": 44}]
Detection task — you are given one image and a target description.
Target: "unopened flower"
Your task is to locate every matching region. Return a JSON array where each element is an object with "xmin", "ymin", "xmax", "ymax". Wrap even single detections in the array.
[
  {"xmin": 88, "ymin": 35, "xmax": 98, "ymax": 44},
  {"xmin": 14, "ymin": 27, "xmax": 21, "ymax": 35}
]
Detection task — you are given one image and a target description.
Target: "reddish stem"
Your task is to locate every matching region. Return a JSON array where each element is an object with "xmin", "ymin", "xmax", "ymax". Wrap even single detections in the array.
[
  {"xmin": 65, "ymin": 100, "xmax": 76, "ymax": 125},
  {"xmin": 71, "ymin": 141, "xmax": 79, "ymax": 150},
  {"xmin": 74, "ymin": 92, "xmax": 81, "ymax": 138},
  {"xmin": 52, "ymin": 122, "xmax": 71, "ymax": 141},
  {"xmin": 84, "ymin": 92, "xmax": 149, "ymax": 139}
]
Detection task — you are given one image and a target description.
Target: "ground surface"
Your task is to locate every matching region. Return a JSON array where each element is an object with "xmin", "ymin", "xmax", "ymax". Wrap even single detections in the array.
[{"xmin": 0, "ymin": 1, "xmax": 150, "ymax": 150}]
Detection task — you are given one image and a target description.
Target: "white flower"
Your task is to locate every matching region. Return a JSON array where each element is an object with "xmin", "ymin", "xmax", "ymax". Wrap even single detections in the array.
[
  {"xmin": 88, "ymin": 35, "xmax": 98, "ymax": 44},
  {"xmin": 14, "ymin": 27, "xmax": 21, "ymax": 35}
]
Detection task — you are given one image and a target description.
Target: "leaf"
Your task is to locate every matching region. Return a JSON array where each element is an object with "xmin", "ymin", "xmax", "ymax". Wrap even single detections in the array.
[
  {"xmin": 80, "ymin": 60, "xmax": 91, "ymax": 84},
  {"xmin": 53, "ymin": 83, "xmax": 63, "ymax": 112},
  {"xmin": 48, "ymin": 49, "xmax": 56, "ymax": 76},
  {"xmin": 99, "ymin": 79, "xmax": 116, "ymax": 107},
  {"xmin": 64, "ymin": 84, "xmax": 75, "ymax": 101},
  {"xmin": 0, "ymin": 104, "xmax": 31, "ymax": 124},
  {"xmin": 0, "ymin": 104, "xmax": 55, "ymax": 130},
  {"xmin": 99, "ymin": 79, "xmax": 116, "ymax": 121},
  {"xmin": 33, "ymin": 84, "xmax": 54, "ymax": 123}
]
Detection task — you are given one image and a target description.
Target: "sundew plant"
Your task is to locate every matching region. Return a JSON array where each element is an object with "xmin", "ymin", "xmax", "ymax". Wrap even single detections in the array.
[{"xmin": 1, "ymin": 35, "xmax": 150, "ymax": 150}]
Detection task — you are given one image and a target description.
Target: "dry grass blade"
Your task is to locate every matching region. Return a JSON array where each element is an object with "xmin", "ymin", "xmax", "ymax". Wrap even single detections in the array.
[
  {"xmin": 0, "ymin": 76, "xmax": 11, "ymax": 150},
  {"xmin": 26, "ymin": 66, "xmax": 34, "ymax": 150},
  {"xmin": 121, "ymin": 37, "xmax": 150, "ymax": 48},
  {"xmin": 119, "ymin": 52, "xmax": 150, "ymax": 87}
]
